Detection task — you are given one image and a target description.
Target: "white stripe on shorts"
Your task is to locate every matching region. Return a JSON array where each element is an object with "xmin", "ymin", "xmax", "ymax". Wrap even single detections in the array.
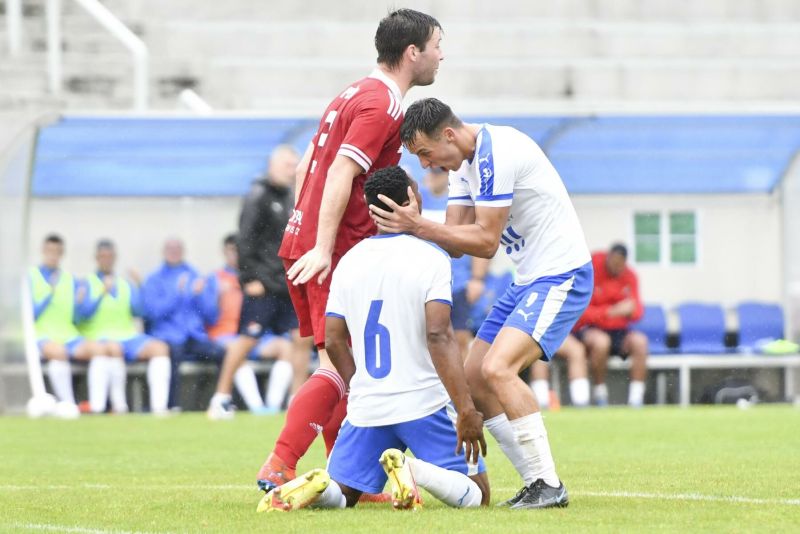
[{"xmin": 532, "ymin": 275, "xmax": 575, "ymax": 343}]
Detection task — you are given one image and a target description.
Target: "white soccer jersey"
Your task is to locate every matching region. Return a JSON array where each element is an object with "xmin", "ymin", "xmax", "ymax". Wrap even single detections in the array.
[
  {"xmin": 448, "ymin": 124, "xmax": 590, "ymax": 285},
  {"xmin": 325, "ymin": 234, "xmax": 452, "ymax": 427}
]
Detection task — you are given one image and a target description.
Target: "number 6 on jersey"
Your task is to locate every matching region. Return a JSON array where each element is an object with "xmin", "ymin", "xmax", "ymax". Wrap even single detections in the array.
[{"xmin": 364, "ymin": 299, "xmax": 391, "ymax": 379}]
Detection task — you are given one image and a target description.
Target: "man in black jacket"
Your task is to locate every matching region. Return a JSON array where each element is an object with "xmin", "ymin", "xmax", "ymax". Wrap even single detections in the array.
[{"xmin": 208, "ymin": 145, "xmax": 312, "ymax": 419}]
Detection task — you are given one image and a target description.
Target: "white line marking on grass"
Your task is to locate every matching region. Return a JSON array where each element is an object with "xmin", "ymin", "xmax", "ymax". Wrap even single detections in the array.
[
  {"xmin": 12, "ymin": 522, "xmax": 162, "ymax": 534},
  {"xmin": 8, "ymin": 484, "xmax": 798, "ymax": 507},
  {"xmin": 0, "ymin": 484, "xmax": 251, "ymax": 491},
  {"xmin": 545, "ymin": 489, "xmax": 800, "ymax": 506}
]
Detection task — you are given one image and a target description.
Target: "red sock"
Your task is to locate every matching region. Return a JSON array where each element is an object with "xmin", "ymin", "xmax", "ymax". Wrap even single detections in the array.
[
  {"xmin": 273, "ymin": 369, "xmax": 346, "ymax": 471},
  {"xmin": 323, "ymin": 395, "xmax": 348, "ymax": 456}
]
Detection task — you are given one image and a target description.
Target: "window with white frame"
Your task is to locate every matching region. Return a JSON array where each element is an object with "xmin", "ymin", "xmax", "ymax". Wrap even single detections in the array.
[{"xmin": 633, "ymin": 211, "xmax": 697, "ymax": 266}]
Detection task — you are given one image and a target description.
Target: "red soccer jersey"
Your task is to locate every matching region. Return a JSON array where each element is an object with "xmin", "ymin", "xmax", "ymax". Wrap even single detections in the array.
[
  {"xmin": 279, "ymin": 69, "xmax": 404, "ymax": 262},
  {"xmin": 576, "ymin": 251, "xmax": 644, "ymax": 331}
]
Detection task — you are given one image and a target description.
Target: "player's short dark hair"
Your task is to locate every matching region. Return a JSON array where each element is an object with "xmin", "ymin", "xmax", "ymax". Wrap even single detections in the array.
[
  {"xmin": 96, "ymin": 238, "xmax": 115, "ymax": 252},
  {"xmin": 365, "ymin": 166, "xmax": 411, "ymax": 213},
  {"xmin": 44, "ymin": 233, "xmax": 64, "ymax": 246},
  {"xmin": 610, "ymin": 243, "xmax": 628, "ymax": 259},
  {"xmin": 223, "ymin": 233, "xmax": 238, "ymax": 247},
  {"xmin": 400, "ymin": 98, "xmax": 463, "ymax": 147},
  {"xmin": 375, "ymin": 9, "xmax": 442, "ymax": 70}
]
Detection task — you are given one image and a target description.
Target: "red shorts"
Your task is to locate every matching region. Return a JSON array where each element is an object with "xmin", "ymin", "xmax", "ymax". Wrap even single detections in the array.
[{"xmin": 282, "ymin": 258, "xmax": 336, "ymax": 348}]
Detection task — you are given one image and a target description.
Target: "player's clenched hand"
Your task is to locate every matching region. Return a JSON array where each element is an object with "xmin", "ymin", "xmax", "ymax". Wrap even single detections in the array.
[
  {"xmin": 369, "ymin": 186, "xmax": 421, "ymax": 235},
  {"xmin": 456, "ymin": 408, "xmax": 487, "ymax": 465},
  {"xmin": 286, "ymin": 246, "xmax": 332, "ymax": 286}
]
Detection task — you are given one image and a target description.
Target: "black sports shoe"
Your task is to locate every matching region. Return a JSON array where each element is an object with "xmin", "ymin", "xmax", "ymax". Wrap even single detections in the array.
[
  {"xmin": 510, "ymin": 479, "xmax": 569, "ymax": 510},
  {"xmin": 496, "ymin": 485, "xmax": 529, "ymax": 507}
]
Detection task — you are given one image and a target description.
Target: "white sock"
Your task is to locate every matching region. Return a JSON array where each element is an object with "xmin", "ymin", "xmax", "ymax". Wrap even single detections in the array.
[
  {"xmin": 569, "ymin": 378, "xmax": 590, "ymax": 407},
  {"xmin": 628, "ymin": 380, "xmax": 646, "ymax": 407},
  {"xmin": 108, "ymin": 357, "xmax": 128, "ymax": 412},
  {"xmin": 407, "ymin": 457, "xmax": 482, "ymax": 508},
  {"xmin": 593, "ymin": 383, "xmax": 609, "ymax": 403},
  {"xmin": 233, "ymin": 364, "xmax": 264, "ymax": 410},
  {"xmin": 265, "ymin": 359, "xmax": 293, "ymax": 410},
  {"xmin": 209, "ymin": 392, "xmax": 232, "ymax": 408},
  {"xmin": 147, "ymin": 356, "xmax": 171, "ymax": 413},
  {"xmin": 531, "ymin": 379, "xmax": 550, "ymax": 409},
  {"xmin": 87, "ymin": 356, "xmax": 111, "ymax": 413},
  {"xmin": 312, "ymin": 479, "xmax": 346, "ymax": 509},
  {"xmin": 484, "ymin": 413, "xmax": 535, "ymax": 486},
  {"xmin": 510, "ymin": 412, "xmax": 559, "ymax": 487},
  {"xmin": 47, "ymin": 359, "xmax": 76, "ymax": 404}
]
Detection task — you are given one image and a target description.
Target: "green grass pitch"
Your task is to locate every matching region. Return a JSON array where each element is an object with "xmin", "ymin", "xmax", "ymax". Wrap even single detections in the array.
[{"xmin": 2, "ymin": 406, "xmax": 799, "ymax": 533}]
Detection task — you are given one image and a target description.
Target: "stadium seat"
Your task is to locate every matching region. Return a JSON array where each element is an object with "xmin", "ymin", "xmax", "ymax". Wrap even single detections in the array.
[
  {"xmin": 632, "ymin": 304, "xmax": 671, "ymax": 355},
  {"xmin": 736, "ymin": 302, "xmax": 784, "ymax": 352},
  {"xmin": 676, "ymin": 302, "xmax": 728, "ymax": 354}
]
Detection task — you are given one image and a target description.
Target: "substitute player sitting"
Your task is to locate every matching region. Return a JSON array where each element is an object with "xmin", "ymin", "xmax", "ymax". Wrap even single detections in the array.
[{"xmin": 258, "ymin": 167, "xmax": 489, "ymax": 512}]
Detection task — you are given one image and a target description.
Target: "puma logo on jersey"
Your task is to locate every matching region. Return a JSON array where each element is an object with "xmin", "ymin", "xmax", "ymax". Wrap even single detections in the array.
[
  {"xmin": 478, "ymin": 154, "xmax": 491, "ymax": 165},
  {"xmin": 309, "ymin": 422, "xmax": 324, "ymax": 434},
  {"xmin": 516, "ymin": 309, "xmax": 534, "ymax": 322}
]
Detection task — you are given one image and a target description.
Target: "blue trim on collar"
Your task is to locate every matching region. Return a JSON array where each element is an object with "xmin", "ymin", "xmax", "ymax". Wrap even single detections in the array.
[{"xmin": 370, "ymin": 233, "xmax": 405, "ymax": 239}]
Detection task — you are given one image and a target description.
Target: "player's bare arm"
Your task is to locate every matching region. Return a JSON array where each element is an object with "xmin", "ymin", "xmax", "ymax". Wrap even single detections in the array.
[
  {"xmin": 324, "ymin": 315, "xmax": 355, "ymax": 385},
  {"xmin": 434, "ymin": 204, "xmax": 475, "ymax": 258},
  {"xmin": 294, "ymin": 142, "xmax": 314, "ymax": 204},
  {"xmin": 425, "ymin": 300, "xmax": 487, "ymax": 464},
  {"xmin": 370, "ymin": 187, "xmax": 509, "ymax": 259},
  {"xmin": 286, "ymin": 155, "xmax": 364, "ymax": 285}
]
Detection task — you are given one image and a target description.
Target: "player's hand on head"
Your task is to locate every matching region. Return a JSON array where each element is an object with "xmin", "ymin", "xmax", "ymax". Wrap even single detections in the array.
[
  {"xmin": 369, "ymin": 186, "xmax": 422, "ymax": 235},
  {"xmin": 286, "ymin": 246, "xmax": 332, "ymax": 286},
  {"xmin": 455, "ymin": 408, "xmax": 487, "ymax": 464}
]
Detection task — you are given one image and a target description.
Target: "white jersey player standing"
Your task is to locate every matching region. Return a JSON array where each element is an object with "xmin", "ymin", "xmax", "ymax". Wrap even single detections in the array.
[
  {"xmin": 370, "ymin": 98, "xmax": 593, "ymax": 509},
  {"xmin": 257, "ymin": 166, "xmax": 490, "ymax": 513}
]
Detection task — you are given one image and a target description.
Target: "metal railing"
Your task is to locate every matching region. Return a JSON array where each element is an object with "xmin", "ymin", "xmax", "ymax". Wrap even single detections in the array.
[
  {"xmin": 6, "ymin": 0, "xmax": 22, "ymax": 56},
  {"xmin": 45, "ymin": 0, "xmax": 149, "ymax": 110}
]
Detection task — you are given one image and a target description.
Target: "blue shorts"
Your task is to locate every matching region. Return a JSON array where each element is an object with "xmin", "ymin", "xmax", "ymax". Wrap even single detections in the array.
[
  {"xmin": 476, "ymin": 262, "xmax": 594, "ymax": 361},
  {"xmin": 248, "ymin": 331, "xmax": 290, "ymax": 361},
  {"xmin": 37, "ymin": 337, "xmax": 85, "ymax": 360},
  {"xmin": 451, "ymin": 288, "xmax": 471, "ymax": 332},
  {"xmin": 327, "ymin": 405, "xmax": 486, "ymax": 494},
  {"xmin": 117, "ymin": 334, "xmax": 159, "ymax": 362}
]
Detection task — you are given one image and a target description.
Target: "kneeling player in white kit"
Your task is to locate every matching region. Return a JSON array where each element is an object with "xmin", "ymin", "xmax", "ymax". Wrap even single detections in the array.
[{"xmin": 257, "ymin": 167, "xmax": 490, "ymax": 512}]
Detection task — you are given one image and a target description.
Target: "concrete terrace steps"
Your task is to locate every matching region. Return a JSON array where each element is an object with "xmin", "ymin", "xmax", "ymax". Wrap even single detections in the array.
[
  {"xmin": 3, "ymin": 0, "xmax": 800, "ymax": 110},
  {"xmin": 91, "ymin": 0, "xmax": 800, "ymax": 23},
  {"xmin": 150, "ymin": 19, "xmax": 800, "ymax": 60},
  {"xmin": 203, "ymin": 57, "xmax": 800, "ymax": 106}
]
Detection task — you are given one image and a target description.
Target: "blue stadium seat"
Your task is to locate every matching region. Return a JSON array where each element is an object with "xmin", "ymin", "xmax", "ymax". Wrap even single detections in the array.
[
  {"xmin": 736, "ymin": 302, "xmax": 784, "ymax": 352},
  {"xmin": 632, "ymin": 304, "xmax": 671, "ymax": 355},
  {"xmin": 676, "ymin": 302, "xmax": 728, "ymax": 354}
]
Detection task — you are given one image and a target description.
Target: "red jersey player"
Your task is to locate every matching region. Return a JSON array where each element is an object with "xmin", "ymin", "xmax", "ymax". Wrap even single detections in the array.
[{"xmin": 255, "ymin": 9, "xmax": 444, "ymax": 495}]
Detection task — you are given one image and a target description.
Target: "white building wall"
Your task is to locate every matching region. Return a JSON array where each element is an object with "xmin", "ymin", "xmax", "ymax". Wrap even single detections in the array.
[
  {"xmin": 573, "ymin": 193, "xmax": 783, "ymax": 307},
  {"xmin": 29, "ymin": 197, "xmax": 242, "ymax": 280}
]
